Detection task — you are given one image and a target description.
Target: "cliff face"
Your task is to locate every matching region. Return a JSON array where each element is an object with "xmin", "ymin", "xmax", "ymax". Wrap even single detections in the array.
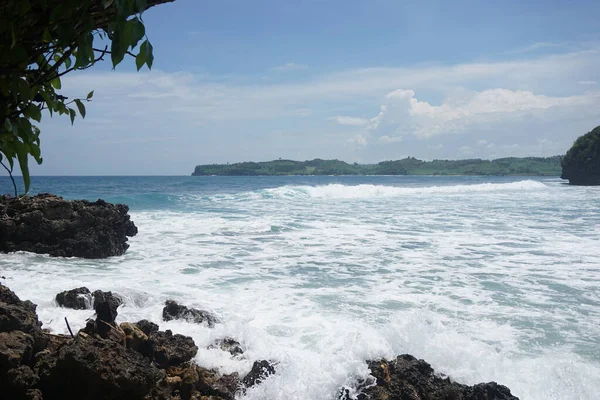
[
  {"xmin": 0, "ymin": 194, "xmax": 137, "ymax": 258},
  {"xmin": 561, "ymin": 126, "xmax": 600, "ymax": 185}
]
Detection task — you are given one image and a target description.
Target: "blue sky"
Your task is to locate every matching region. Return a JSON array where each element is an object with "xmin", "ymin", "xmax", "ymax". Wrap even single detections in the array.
[{"xmin": 25, "ymin": 0, "xmax": 600, "ymax": 175}]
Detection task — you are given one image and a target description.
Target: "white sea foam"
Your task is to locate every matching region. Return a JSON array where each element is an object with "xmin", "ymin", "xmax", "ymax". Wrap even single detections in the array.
[{"xmin": 2, "ymin": 178, "xmax": 599, "ymax": 399}]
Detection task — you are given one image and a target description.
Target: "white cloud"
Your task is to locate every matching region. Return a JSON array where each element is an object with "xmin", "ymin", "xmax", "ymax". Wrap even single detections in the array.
[
  {"xmin": 271, "ymin": 62, "xmax": 308, "ymax": 72},
  {"xmin": 378, "ymin": 135, "xmax": 403, "ymax": 143},
  {"xmin": 357, "ymin": 87, "xmax": 600, "ymax": 139},
  {"xmin": 332, "ymin": 116, "xmax": 370, "ymax": 126},
  {"xmin": 347, "ymin": 134, "xmax": 368, "ymax": 146},
  {"xmin": 579, "ymin": 80, "xmax": 598, "ymax": 85}
]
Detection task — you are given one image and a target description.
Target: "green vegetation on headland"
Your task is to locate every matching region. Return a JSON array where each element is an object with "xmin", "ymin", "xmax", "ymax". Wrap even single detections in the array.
[
  {"xmin": 192, "ymin": 156, "xmax": 562, "ymax": 176},
  {"xmin": 561, "ymin": 125, "xmax": 600, "ymax": 185}
]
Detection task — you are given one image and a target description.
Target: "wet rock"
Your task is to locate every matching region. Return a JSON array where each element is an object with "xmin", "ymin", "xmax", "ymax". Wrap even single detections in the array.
[
  {"xmin": 209, "ymin": 337, "xmax": 244, "ymax": 357},
  {"xmin": 0, "ymin": 194, "xmax": 137, "ymax": 258},
  {"xmin": 0, "ymin": 284, "xmax": 48, "ymax": 352},
  {"xmin": 150, "ymin": 329, "xmax": 198, "ymax": 368},
  {"xmin": 36, "ymin": 333, "xmax": 165, "ymax": 400},
  {"xmin": 135, "ymin": 319, "xmax": 159, "ymax": 336},
  {"xmin": 87, "ymin": 290, "xmax": 122, "ymax": 338},
  {"xmin": 340, "ymin": 354, "xmax": 519, "ymax": 400},
  {"xmin": 120, "ymin": 322, "xmax": 151, "ymax": 357},
  {"xmin": 55, "ymin": 287, "xmax": 92, "ymax": 310},
  {"xmin": 242, "ymin": 360, "xmax": 275, "ymax": 388},
  {"xmin": 162, "ymin": 300, "xmax": 219, "ymax": 327},
  {"xmin": 0, "ymin": 331, "xmax": 35, "ymax": 369},
  {"xmin": 0, "ymin": 331, "xmax": 39, "ymax": 399},
  {"xmin": 197, "ymin": 367, "xmax": 240, "ymax": 400}
]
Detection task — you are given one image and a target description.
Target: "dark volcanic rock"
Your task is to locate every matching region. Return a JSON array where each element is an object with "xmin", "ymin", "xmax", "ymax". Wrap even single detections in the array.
[
  {"xmin": 0, "ymin": 193, "xmax": 138, "ymax": 258},
  {"xmin": 55, "ymin": 287, "xmax": 92, "ymax": 309},
  {"xmin": 36, "ymin": 333, "xmax": 165, "ymax": 400},
  {"xmin": 210, "ymin": 337, "xmax": 244, "ymax": 357},
  {"xmin": 150, "ymin": 329, "xmax": 199, "ymax": 368},
  {"xmin": 339, "ymin": 354, "xmax": 519, "ymax": 400},
  {"xmin": 242, "ymin": 360, "xmax": 276, "ymax": 388},
  {"xmin": 0, "ymin": 284, "xmax": 48, "ymax": 352},
  {"xmin": 162, "ymin": 299, "xmax": 219, "ymax": 327},
  {"xmin": 197, "ymin": 366, "xmax": 240, "ymax": 399},
  {"xmin": 135, "ymin": 319, "xmax": 160, "ymax": 336}
]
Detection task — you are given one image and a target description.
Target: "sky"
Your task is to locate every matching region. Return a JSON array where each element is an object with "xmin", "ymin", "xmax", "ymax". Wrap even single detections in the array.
[{"xmin": 25, "ymin": 0, "xmax": 600, "ymax": 175}]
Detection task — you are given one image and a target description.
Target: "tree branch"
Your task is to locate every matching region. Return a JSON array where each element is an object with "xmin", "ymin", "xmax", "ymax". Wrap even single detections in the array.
[{"xmin": 0, "ymin": 157, "xmax": 17, "ymax": 197}]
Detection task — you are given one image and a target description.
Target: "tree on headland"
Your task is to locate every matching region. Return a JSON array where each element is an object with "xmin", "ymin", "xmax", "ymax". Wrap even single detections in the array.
[
  {"xmin": 0, "ymin": 0, "xmax": 175, "ymax": 196},
  {"xmin": 561, "ymin": 125, "xmax": 600, "ymax": 185}
]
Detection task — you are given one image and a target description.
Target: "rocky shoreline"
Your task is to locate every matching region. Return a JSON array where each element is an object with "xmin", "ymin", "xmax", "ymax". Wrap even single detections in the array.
[
  {"xmin": 0, "ymin": 194, "xmax": 137, "ymax": 258},
  {"xmin": 1, "ymin": 195, "xmax": 519, "ymax": 399},
  {"xmin": 1, "ymin": 283, "xmax": 519, "ymax": 399}
]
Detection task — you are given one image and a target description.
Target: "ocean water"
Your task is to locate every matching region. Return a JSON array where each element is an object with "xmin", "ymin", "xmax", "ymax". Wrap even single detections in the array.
[{"xmin": 1, "ymin": 175, "xmax": 599, "ymax": 399}]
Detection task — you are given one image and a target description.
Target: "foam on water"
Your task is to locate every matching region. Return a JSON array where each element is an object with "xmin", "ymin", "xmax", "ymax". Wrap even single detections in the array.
[{"xmin": 2, "ymin": 177, "xmax": 600, "ymax": 399}]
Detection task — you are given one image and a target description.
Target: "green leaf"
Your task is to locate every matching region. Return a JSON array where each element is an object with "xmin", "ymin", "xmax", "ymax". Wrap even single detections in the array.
[
  {"xmin": 17, "ymin": 79, "xmax": 31, "ymax": 102},
  {"xmin": 87, "ymin": 90, "xmax": 94, "ymax": 100},
  {"xmin": 140, "ymin": 40, "xmax": 153, "ymax": 69},
  {"xmin": 130, "ymin": 18, "xmax": 145, "ymax": 48},
  {"xmin": 69, "ymin": 108, "xmax": 76, "ymax": 125},
  {"xmin": 24, "ymin": 104, "xmax": 42, "ymax": 122},
  {"xmin": 135, "ymin": 40, "xmax": 146, "ymax": 70},
  {"xmin": 104, "ymin": 0, "xmax": 115, "ymax": 9},
  {"xmin": 136, "ymin": 0, "xmax": 147, "ymax": 13},
  {"xmin": 42, "ymin": 28, "xmax": 52, "ymax": 43},
  {"xmin": 3, "ymin": 118, "xmax": 12, "ymax": 133},
  {"xmin": 50, "ymin": 77, "xmax": 61, "ymax": 90},
  {"xmin": 15, "ymin": 142, "xmax": 31, "ymax": 193},
  {"xmin": 75, "ymin": 99, "xmax": 86, "ymax": 118},
  {"xmin": 65, "ymin": 56, "xmax": 72, "ymax": 69}
]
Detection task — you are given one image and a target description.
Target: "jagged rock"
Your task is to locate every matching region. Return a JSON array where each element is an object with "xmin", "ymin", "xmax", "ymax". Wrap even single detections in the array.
[
  {"xmin": 150, "ymin": 329, "xmax": 198, "ymax": 368},
  {"xmin": 0, "ymin": 194, "xmax": 137, "ymax": 258},
  {"xmin": 121, "ymin": 322, "xmax": 151, "ymax": 357},
  {"xmin": 242, "ymin": 360, "xmax": 275, "ymax": 388},
  {"xmin": 339, "ymin": 354, "xmax": 519, "ymax": 400},
  {"xmin": 135, "ymin": 320, "xmax": 159, "ymax": 336},
  {"xmin": 0, "ymin": 331, "xmax": 35, "ymax": 370},
  {"xmin": 0, "ymin": 331, "xmax": 39, "ymax": 399},
  {"xmin": 196, "ymin": 367, "xmax": 240, "ymax": 400},
  {"xmin": 162, "ymin": 300, "xmax": 219, "ymax": 327},
  {"xmin": 0, "ymin": 284, "xmax": 48, "ymax": 352},
  {"xmin": 209, "ymin": 337, "xmax": 244, "ymax": 357},
  {"xmin": 55, "ymin": 287, "xmax": 92, "ymax": 310},
  {"xmin": 36, "ymin": 333, "xmax": 165, "ymax": 400}
]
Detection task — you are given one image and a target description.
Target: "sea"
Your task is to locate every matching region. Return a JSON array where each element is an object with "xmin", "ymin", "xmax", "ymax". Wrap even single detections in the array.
[{"xmin": 1, "ymin": 175, "xmax": 599, "ymax": 400}]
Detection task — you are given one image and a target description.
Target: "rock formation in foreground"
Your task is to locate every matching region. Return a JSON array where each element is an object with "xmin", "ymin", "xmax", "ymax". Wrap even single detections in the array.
[
  {"xmin": 0, "ymin": 194, "xmax": 137, "ymax": 258},
  {"xmin": 561, "ymin": 125, "xmax": 600, "ymax": 185},
  {"xmin": 339, "ymin": 354, "xmax": 518, "ymax": 400},
  {"xmin": 1, "ymin": 282, "xmax": 520, "ymax": 399}
]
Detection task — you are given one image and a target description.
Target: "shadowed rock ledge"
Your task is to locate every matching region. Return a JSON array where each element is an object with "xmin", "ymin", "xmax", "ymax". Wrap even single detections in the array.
[{"xmin": 0, "ymin": 194, "xmax": 137, "ymax": 258}]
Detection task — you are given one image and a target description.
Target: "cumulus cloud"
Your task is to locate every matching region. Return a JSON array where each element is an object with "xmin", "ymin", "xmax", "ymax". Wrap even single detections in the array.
[
  {"xmin": 354, "ymin": 87, "xmax": 600, "ymax": 139},
  {"xmin": 347, "ymin": 134, "xmax": 368, "ymax": 146}
]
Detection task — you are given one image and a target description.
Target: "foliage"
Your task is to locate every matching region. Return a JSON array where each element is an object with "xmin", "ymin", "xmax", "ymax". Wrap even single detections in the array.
[
  {"xmin": 192, "ymin": 156, "xmax": 563, "ymax": 176},
  {"xmin": 561, "ymin": 125, "xmax": 600, "ymax": 184},
  {"xmin": 0, "ymin": 0, "xmax": 174, "ymax": 195}
]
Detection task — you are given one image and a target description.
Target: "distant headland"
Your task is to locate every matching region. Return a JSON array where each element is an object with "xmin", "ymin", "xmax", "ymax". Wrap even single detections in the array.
[{"xmin": 192, "ymin": 156, "xmax": 562, "ymax": 176}]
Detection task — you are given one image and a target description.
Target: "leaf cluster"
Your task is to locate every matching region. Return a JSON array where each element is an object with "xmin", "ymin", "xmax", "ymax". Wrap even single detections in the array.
[{"xmin": 0, "ymin": 0, "xmax": 173, "ymax": 195}]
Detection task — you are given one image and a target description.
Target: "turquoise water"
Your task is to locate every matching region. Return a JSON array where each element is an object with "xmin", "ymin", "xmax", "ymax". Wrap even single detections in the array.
[{"xmin": 1, "ymin": 175, "xmax": 599, "ymax": 399}]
